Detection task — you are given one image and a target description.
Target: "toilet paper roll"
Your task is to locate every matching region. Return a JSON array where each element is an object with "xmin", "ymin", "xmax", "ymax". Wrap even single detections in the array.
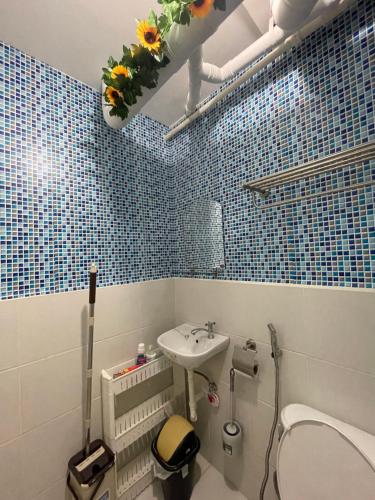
[{"xmin": 232, "ymin": 344, "xmax": 259, "ymax": 378}]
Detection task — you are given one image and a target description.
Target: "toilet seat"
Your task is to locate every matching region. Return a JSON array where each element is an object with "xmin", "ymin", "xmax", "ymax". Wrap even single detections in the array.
[{"xmin": 277, "ymin": 404, "xmax": 375, "ymax": 500}]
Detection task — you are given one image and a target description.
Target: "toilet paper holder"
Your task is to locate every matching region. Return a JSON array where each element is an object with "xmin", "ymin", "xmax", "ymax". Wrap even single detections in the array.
[{"xmin": 232, "ymin": 338, "xmax": 259, "ymax": 378}]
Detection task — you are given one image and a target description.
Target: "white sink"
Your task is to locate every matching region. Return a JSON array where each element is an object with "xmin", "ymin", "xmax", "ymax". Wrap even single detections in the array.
[{"xmin": 157, "ymin": 323, "xmax": 229, "ymax": 370}]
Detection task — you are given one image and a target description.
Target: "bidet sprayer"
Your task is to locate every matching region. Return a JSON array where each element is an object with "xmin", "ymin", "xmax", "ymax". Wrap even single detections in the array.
[
  {"xmin": 267, "ymin": 323, "xmax": 282, "ymax": 360},
  {"xmin": 260, "ymin": 324, "xmax": 282, "ymax": 500}
]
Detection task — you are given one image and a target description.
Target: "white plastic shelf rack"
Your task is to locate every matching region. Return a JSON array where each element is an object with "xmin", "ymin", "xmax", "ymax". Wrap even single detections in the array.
[
  {"xmin": 102, "ymin": 354, "xmax": 175, "ymax": 499},
  {"xmin": 117, "ymin": 445, "xmax": 154, "ymax": 499}
]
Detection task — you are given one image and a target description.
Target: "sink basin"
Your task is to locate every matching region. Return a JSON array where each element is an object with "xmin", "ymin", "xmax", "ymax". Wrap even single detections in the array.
[{"xmin": 157, "ymin": 323, "xmax": 229, "ymax": 370}]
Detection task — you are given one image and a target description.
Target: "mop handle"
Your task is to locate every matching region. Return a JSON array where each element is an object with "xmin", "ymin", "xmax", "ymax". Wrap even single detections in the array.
[
  {"xmin": 89, "ymin": 265, "xmax": 97, "ymax": 305},
  {"xmin": 85, "ymin": 263, "xmax": 97, "ymax": 458}
]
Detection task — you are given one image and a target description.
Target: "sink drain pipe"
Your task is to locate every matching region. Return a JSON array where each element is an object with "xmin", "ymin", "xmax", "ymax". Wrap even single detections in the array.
[
  {"xmin": 187, "ymin": 369, "xmax": 198, "ymax": 422},
  {"xmin": 185, "ymin": 369, "xmax": 218, "ymax": 422}
]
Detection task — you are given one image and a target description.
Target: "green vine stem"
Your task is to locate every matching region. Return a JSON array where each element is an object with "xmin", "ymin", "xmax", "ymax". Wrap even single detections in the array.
[{"xmin": 102, "ymin": 0, "xmax": 226, "ymax": 120}]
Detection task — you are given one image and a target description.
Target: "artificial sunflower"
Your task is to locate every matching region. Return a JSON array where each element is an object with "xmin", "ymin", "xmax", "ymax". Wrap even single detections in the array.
[
  {"xmin": 136, "ymin": 20, "xmax": 161, "ymax": 52},
  {"xmin": 105, "ymin": 86, "xmax": 124, "ymax": 106},
  {"xmin": 111, "ymin": 65, "xmax": 130, "ymax": 79},
  {"xmin": 189, "ymin": 0, "xmax": 214, "ymax": 18}
]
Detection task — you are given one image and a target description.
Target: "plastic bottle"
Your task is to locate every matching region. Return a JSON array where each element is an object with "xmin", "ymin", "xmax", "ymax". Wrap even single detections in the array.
[
  {"xmin": 146, "ymin": 345, "xmax": 157, "ymax": 362},
  {"xmin": 136, "ymin": 343, "xmax": 147, "ymax": 365}
]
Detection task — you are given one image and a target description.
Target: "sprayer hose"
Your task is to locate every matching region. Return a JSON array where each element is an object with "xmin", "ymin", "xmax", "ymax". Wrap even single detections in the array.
[{"xmin": 259, "ymin": 356, "xmax": 281, "ymax": 500}]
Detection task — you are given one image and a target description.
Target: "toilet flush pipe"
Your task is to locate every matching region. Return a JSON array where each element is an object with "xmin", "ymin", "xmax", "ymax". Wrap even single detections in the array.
[
  {"xmin": 166, "ymin": 0, "xmax": 354, "ymax": 141},
  {"xmin": 187, "ymin": 369, "xmax": 198, "ymax": 422}
]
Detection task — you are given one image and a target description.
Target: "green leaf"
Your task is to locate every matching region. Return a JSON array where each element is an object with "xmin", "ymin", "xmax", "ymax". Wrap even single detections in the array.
[
  {"xmin": 179, "ymin": 8, "xmax": 190, "ymax": 25},
  {"xmin": 121, "ymin": 49, "xmax": 134, "ymax": 67},
  {"xmin": 123, "ymin": 92, "xmax": 133, "ymax": 106},
  {"xmin": 107, "ymin": 56, "xmax": 117, "ymax": 68},
  {"xmin": 110, "ymin": 105, "xmax": 129, "ymax": 120},
  {"xmin": 102, "ymin": 73, "xmax": 113, "ymax": 86},
  {"xmin": 170, "ymin": 1, "xmax": 181, "ymax": 21},
  {"xmin": 157, "ymin": 13, "xmax": 170, "ymax": 34},
  {"xmin": 120, "ymin": 108, "xmax": 129, "ymax": 120},
  {"xmin": 102, "ymin": 68, "xmax": 111, "ymax": 78},
  {"xmin": 113, "ymin": 74, "xmax": 130, "ymax": 90},
  {"xmin": 159, "ymin": 55, "xmax": 170, "ymax": 68},
  {"xmin": 131, "ymin": 79, "xmax": 142, "ymax": 96},
  {"xmin": 148, "ymin": 9, "xmax": 158, "ymax": 26}
]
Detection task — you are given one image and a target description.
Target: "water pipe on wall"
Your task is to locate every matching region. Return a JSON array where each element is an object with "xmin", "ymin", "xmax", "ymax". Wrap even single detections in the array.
[
  {"xmin": 102, "ymin": 0, "xmax": 243, "ymax": 129},
  {"xmin": 185, "ymin": 46, "xmax": 204, "ymax": 115},
  {"xmin": 102, "ymin": 0, "xmax": 354, "ymax": 137},
  {"xmin": 198, "ymin": 26, "xmax": 287, "ymax": 84},
  {"xmin": 164, "ymin": 0, "xmax": 354, "ymax": 140},
  {"xmin": 195, "ymin": 0, "xmax": 341, "ymax": 84}
]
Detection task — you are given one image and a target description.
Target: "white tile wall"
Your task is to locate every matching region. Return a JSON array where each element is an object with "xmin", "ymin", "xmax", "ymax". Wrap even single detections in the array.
[
  {"xmin": 0, "ymin": 368, "xmax": 21, "ymax": 445},
  {"xmin": 19, "ymin": 408, "xmax": 82, "ymax": 498},
  {"xmin": 0, "ymin": 277, "xmax": 373, "ymax": 500},
  {"xmin": 174, "ymin": 278, "xmax": 375, "ymax": 499},
  {"xmin": 20, "ymin": 349, "xmax": 83, "ymax": 432},
  {"xmin": 0, "ymin": 438, "xmax": 22, "ymax": 500},
  {"xmin": 95, "ymin": 282, "xmax": 142, "ymax": 341},
  {"xmin": 0, "ymin": 278, "xmax": 175, "ymax": 500},
  {"xmin": 139, "ymin": 278, "xmax": 175, "ymax": 329},
  {"xmin": 34, "ymin": 479, "xmax": 67, "ymax": 500},
  {"xmin": 305, "ymin": 357, "xmax": 375, "ymax": 432},
  {"xmin": 0, "ymin": 299, "xmax": 19, "ymax": 371},
  {"xmin": 17, "ymin": 291, "xmax": 87, "ymax": 364}
]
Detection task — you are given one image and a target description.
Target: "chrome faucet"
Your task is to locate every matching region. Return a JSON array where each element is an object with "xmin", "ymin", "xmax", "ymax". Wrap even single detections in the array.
[{"xmin": 191, "ymin": 321, "xmax": 216, "ymax": 339}]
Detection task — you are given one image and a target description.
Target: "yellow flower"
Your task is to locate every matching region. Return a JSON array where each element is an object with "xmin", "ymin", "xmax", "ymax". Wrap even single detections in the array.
[
  {"xmin": 111, "ymin": 65, "xmax": 129, "ymax": 79},
  {"xmin": 189, "ymin": 0, "xmax": 214, "ymax": 18},
  {"xmin": 136, "ymin": 20, "xmax": 161, "ymax": 52},
  {"xmin": 105, "ymin": 86, "xmax": 124, "ymax": 106}
]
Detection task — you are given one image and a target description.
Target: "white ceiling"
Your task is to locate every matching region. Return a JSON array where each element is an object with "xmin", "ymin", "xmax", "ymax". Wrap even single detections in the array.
[{"xmin": 0, "ymin": 0, "xmax": 270, "ymax": 125}]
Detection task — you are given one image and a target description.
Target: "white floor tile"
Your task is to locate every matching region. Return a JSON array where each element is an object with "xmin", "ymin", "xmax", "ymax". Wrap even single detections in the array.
[
  {"xmin": 193, "ymin": 465, "xmax": 246, "ymax": 500},
  {"xmin": 137, "ymin": 459, "xmax": 246, "ymax": 500}
]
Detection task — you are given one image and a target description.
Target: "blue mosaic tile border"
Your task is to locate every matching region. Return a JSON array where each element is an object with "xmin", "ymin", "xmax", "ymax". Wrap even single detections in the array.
[
  {"xmin": 171, "ymin": 0, "xmax": 375, "ymax": 288},
  {"xmin": 0, "ymin": 43, "xmax": 174, "ymax": 300}
]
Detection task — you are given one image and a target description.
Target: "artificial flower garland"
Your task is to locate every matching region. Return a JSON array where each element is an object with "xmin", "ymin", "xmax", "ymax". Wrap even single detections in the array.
[{"xmin": 102, "ymin": 0, "xmax": 226, "ymax": 120}]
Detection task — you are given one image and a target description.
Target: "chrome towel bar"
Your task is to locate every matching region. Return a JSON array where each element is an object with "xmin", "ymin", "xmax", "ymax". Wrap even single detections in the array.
[{"xmin": 243, "ymin": 141, "xmax": 375, "ymax": 208}]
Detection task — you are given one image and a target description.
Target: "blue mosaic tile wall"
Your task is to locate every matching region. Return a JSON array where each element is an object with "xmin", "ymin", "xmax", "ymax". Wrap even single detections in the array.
[
  {"xmin": 1, "ymin": 0, "xmax": 374, "ymax": 300},
  {"xmin": 171, "ymin": 0, "xmax": 375, "ymax": 287},
  {"xmin": 0, "ymin": 43, "xmax": 174, "ymax": 300}
]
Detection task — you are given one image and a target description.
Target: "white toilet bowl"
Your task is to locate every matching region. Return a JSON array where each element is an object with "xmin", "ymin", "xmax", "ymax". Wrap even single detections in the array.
[{"xmin": 277, "ymin": 404, "xmax": 375, "ymax": 500}]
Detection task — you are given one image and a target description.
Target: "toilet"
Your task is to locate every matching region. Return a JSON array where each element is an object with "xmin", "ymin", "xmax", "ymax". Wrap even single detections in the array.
[{"xmin": 277, "ymin": 404, "xmax": 375, "ymax": 500}]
